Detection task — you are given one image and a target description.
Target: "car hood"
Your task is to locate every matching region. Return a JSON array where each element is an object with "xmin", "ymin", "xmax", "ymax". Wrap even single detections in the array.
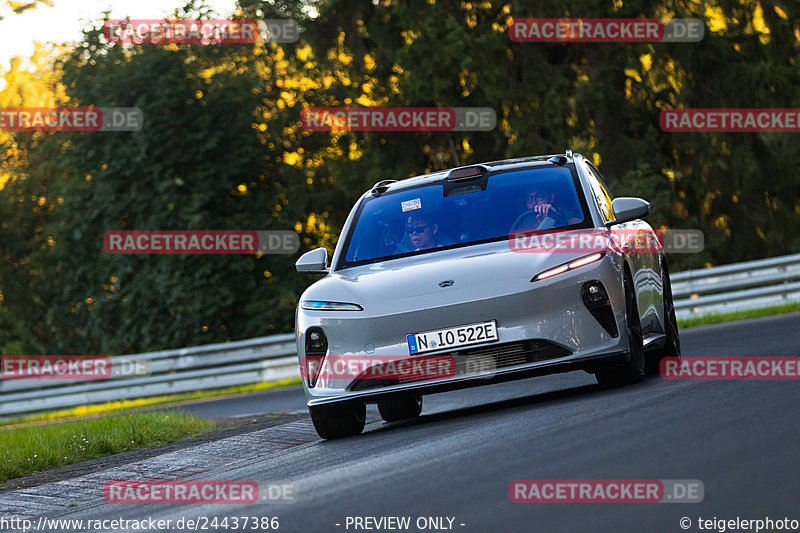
[{"xmin": 301, "ymin": 240, "xmax": 592, "ymax": 309}]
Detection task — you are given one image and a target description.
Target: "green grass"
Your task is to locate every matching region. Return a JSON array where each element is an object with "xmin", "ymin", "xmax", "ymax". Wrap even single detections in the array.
[
  {"xmin": 678, "ymin": 302, "xmax": 800, "ymax": 330},
  {"xmin": 1, "ymin": 377, "xmax": 302, "ymax": 426},
  {"xmin": 0, "ymin": 410, "xmax": 215, "ymax": 483}
]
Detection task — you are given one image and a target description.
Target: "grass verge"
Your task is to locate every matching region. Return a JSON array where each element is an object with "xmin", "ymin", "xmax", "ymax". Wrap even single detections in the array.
[
  {"xmin": 0, "ymin": 377, "xmax": 302, "ymax": 427},
  {"xmin": 678, "ymin": 302, "xmax": 800, "ymax": 330},
  {"xmin": 0, "ymin": 410, "xmax": 215, "ymax": 483}
]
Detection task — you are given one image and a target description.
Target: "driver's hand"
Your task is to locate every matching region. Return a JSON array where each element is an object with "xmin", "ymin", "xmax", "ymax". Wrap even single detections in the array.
[{"xmin": 534, "ymin": 203, "xmax": 557, "ymax": 217}]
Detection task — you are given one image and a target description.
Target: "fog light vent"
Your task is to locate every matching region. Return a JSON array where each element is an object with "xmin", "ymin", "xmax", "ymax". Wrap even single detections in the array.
[
  {"xmin": 305, "ymin": 327, "xmax": 328, "ymax": 354},
  {"xmin": 582, "ymin": 280, "xmax": 618, "ymax": 337}
]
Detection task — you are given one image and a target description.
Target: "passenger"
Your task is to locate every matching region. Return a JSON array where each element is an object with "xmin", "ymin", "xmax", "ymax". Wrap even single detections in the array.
[{"xmin": 406, "ymin": 214, "xmax": 440, "ymax": 250}]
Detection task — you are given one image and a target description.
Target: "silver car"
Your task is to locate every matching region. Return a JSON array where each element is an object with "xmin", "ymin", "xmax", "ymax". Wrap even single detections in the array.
[{"xmin": 295, "ymin": 151, "xmax": 681, "ymax": 439}]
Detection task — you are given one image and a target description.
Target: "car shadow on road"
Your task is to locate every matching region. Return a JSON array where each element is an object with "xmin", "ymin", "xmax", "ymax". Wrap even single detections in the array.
[
  {"xmin": 363, "ymin": 381, "xmax": 609, "ymax": 435},
  {"xmin": 358, "ymin": 374, "xmax": 667, "ymax": 437}
]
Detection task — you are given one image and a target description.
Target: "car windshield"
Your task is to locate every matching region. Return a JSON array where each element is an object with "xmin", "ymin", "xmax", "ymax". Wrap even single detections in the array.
[{"xmin": 339, "ymin": 165, "xmax": 590, "ymax": 268}]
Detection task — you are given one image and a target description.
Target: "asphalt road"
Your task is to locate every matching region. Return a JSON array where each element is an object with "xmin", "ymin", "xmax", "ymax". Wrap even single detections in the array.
[{"xmin": 4, "ymin": 313, "xmax": 800, "ymax": 533}]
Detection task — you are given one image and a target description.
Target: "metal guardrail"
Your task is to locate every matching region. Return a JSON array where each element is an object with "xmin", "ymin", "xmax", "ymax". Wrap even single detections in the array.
[
  {"xmin": 672, "ymin": 253, "xmax": 800, "ymax": 320},
  {"xmin": 1, "ymin": 254, "xmax": 799, "ymax": 418},
  {"xmin": 0, "ymin": 334, "xmax": 300, "ymax": 418}
]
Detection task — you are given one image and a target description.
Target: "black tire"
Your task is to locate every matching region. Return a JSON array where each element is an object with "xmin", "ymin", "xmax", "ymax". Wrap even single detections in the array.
[
  {"xmin": 309, "ymin": 404, "xmax": 366, "ymax": 439},
  {"xmin": 378, "ymin": 395, "xmax": 423, "ymax": 422},
  {"xmin": 646, "ymin": 259, "xmax": 682, "ymax": 375},
  {"xmin": 596, "ymin": 274, "xmax": 646, "ymax": 387}
]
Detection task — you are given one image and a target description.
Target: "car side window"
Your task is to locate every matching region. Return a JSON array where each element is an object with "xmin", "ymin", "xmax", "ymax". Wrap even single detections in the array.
[{"xmin": 584, "ymin": 163, "xmax": 614, "ymax": 224}]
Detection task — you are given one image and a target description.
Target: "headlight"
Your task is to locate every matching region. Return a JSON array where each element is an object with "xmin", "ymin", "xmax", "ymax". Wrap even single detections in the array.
[
  {"xmin": 531, "ymin": 253, "xmax": 604, "ymax": 282},
  {"xmin": 301, "ymin": 301, "xmax": 364, "ymax": 311}
]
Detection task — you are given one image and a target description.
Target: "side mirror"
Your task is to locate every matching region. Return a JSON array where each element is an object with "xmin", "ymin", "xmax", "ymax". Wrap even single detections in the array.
[
  {"xmin": 607, "ymin": 197, "xmax": 650, "ymax": 227},
  {"xmin": 295, "ymin": 247, "xmax": 329, "ymax": 273}
]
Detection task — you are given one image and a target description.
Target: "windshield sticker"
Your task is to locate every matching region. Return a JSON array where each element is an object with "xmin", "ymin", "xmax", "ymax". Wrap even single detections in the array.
[{"xmin": 401, "ymin": 198, "xmax": 422, "ymax": 212}]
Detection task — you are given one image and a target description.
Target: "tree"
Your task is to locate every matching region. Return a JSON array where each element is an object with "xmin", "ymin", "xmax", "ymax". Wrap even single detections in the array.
[{"xmin": 1, "ymin": 0, "xmax": 798, "ymax": 354}]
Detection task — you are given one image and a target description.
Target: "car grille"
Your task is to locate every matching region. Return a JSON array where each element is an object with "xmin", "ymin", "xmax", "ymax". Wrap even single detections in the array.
[
  {"xmin": 445, "ymin": 339, "xmax": 571, "ymax": 376},
  {"xmin": 349, "ymin": 340, "xmax": 571, "ymax": 390}
]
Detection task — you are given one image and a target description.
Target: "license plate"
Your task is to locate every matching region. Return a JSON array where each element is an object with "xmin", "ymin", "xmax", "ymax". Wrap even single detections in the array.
[{"xmin": 407, "ymin": 320, "xmax": 498, "ymax": 355}]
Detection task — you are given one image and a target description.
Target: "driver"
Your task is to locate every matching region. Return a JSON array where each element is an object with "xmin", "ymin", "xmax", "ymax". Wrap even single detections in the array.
[
  {"xmin": 513, "ymin": 188, "xmax": 566, "ymax": 231},
  {"xmin": 527, "ymin": 189, "xmax": 562, "ymax": 223}
]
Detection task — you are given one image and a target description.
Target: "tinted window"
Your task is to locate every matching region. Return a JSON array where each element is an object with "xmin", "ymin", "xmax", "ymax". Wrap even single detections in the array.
[
  {"xmin": 584, "ymin": 162, "xmax": 614, "ymax": 223},
  {"xmin": 339, "ymin": 166, "xmax": 590, "ymax": 268}
]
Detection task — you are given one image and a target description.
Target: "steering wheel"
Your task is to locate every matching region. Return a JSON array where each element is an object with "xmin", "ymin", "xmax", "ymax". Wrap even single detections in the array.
[{"xmin": 509, "ymin": 210, "xmax": 555, "ymax": 234}]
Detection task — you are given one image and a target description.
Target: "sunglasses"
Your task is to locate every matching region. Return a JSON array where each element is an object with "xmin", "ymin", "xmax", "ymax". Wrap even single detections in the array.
[{"xmin": 407, "ymin": 224, "xmax": 431, "ymax": 235}]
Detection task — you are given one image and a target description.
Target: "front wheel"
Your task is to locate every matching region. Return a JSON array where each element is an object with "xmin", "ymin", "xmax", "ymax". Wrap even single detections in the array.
[
  {"xmin": 646, "ymin": 260, "xmax": 681, "ymax": 374},
  {"xmin": 596, "ymin": 274, "xmax": 645, "ymax": 387},
  {"xmin": 309, "ymin": 404, "xmax": 366, "ymax": 439}
]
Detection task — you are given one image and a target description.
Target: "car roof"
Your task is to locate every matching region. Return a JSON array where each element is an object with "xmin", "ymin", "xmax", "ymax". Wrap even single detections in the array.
[{"xmin": 368, "ymin": 153, "xmax": 583, "ymax": 196}]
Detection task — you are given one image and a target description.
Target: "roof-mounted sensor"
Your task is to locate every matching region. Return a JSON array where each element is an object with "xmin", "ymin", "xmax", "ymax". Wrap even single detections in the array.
[
  {"xmin": 446, "ymin": 165, "xmax": 489, "ymax": 182},
  {"xmin": 371, "ymin": 180, "xmax": 398, "ymax": 196},
  {"xmin": 549, "ymin": 149, "xmax": 574, "ymax": 166}
]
